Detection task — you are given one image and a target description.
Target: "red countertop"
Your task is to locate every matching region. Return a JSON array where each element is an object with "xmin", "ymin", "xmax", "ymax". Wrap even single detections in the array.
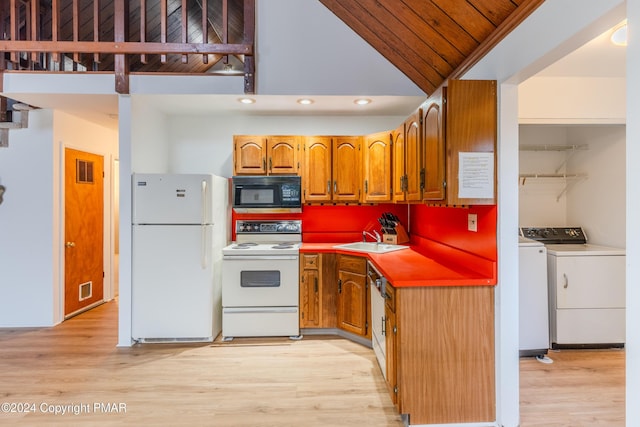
[{"xmin": 301, "ymin": 242, "xmax": 496, "ymax": 288}]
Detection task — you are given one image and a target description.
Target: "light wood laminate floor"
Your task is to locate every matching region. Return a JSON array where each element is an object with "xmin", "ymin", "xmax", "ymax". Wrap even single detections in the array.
[
  {"xmin": 0, "ymin": 300, "xmax": 625, "ymax": 426},
  {"xmin": 520, "ymin": 348, "xmax": 625, "ymax": 426},
  {"xmin": 0, "ymin": 301, "xmax": 401, "ymax": 426}
]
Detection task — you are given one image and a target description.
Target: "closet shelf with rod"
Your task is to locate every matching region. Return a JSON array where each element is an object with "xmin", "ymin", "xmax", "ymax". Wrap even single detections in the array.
[
  {"xmin": 519, "ymin": 144, "xmax": 588, "ymax": 201},
  {"xmin": 518, "ymin": 173, "xmax": 588, "ymax": 201}
]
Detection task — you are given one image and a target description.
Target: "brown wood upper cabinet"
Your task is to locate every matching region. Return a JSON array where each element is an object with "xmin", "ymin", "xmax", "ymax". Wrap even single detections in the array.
[
  {"xmin": 362, "ymin": 131, "xmax": 392, "ymax": 203},
  {"xmin": 233, "ymin": 135, "xmax": 301, "ymax": 175},
  {"xmin": 422, "ymin": 88, "xmax": 445, "ymax": 201},
  {"xmin": 302, "ymin": 136, "xmax": 361, "ymax": 203},
  {"xmin": 393, "ymin": 110, "xmax": 422, "ymax": 202},
  {"xmin": 422, "ymin": 80, "xmax": 497, "ymax": 205}
]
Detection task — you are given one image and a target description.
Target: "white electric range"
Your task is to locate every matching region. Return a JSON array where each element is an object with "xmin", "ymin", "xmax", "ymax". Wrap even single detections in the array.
[{"xmin": 221, "ymin": 220, "xmax": 302, "ymax": 340}]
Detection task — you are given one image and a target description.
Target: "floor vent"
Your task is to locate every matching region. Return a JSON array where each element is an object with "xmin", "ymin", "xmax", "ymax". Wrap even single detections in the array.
[{"xmin": 79, "ymin": 281, "xmax": 92, "ymax": 301}]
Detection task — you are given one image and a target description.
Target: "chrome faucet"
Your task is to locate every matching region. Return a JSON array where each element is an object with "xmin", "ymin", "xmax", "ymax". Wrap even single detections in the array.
[{"xmin": 362, "ymin": 230, "xmax": 382, "ymax": 243}]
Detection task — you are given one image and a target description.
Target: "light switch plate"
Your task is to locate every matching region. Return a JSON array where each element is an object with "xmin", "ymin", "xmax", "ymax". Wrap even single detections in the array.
[{"xmin": 468, "ymin": 213, "xmax": 478, "ymax": 232}]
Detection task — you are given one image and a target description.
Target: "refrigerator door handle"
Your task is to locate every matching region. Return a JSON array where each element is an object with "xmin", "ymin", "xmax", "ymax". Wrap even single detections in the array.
[
  {"xmin": 201, "ymin": 179, "xmax": 208, "ymax": 224},
  {"xmin": 200, "ymin": 179, "xmax": 209, "ymax": 269}
]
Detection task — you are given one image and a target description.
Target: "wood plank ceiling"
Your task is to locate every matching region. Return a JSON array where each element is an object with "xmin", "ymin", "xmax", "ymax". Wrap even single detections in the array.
[{"xmin": 319, "ymin": 0, "xmax": 545, "ymax": 96}]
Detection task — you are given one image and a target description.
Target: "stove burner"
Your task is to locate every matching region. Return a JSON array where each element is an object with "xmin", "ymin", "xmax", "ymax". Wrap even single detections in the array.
[
  {"xmin": 234, "ymin": 242, "xmax": 258, "ymax": 249},
  {"xmin": 272, "ymin": 244, "xmax": 294, "ymax": 249}
]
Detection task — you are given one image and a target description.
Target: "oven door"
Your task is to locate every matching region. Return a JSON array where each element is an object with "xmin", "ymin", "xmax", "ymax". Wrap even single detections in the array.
[{"xmin": 222, "ymin": 255, "xmax": 299, "ymax": 307}]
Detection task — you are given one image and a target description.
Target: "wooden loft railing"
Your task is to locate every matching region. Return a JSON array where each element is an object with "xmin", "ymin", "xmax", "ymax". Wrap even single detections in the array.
[{"xmin": 0, "ymin": 0, "xmax": 255, "ymax": 94}]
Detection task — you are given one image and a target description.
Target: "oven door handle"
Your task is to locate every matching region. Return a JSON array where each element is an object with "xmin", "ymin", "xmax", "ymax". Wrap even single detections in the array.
[
  {"xmin": 242, "ymin": 281, "xmax": 280, "ymax": 288},
  {"xmin": 223, "ymin": 255, "xmax": 299, "ymax": 261},
  {"xmin": 223, "ymin": 307, "xmax": 298, "ymax": 314}
]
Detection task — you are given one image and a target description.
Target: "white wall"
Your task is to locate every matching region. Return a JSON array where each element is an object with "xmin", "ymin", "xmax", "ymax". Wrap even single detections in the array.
[
  {"xmin": 131, "ymin": 98, "xmax": 170, "ymax": 172},
  {"xmin": 626, "ymin": 3, "xmax": 640, "ymax": 425},
  {"xmin": 519, "ymin": 77, "xmax": 625, "ymax": 124},
  {"xmin": 0, "ymin": 110, "xmax": 57, "ymax": 326},
  {"xmin": 518, "ymin": 125, "xmax": 625, "ymax": 248},
  {"xmin": 567, "ymin": 125, "xmax": 625, "ymax": 248},
  {"xmin": 256, "ymin": 0, "xmax": 424, "ymax": 96},
  {"xmin": 518, "ymin": 126, "xmax": 570, "ymax": 226}
]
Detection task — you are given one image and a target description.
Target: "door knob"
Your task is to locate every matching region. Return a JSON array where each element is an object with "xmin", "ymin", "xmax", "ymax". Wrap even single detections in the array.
[{"xmin": 65, "ymin": 242, "xmax": 76, "ymax": 248}]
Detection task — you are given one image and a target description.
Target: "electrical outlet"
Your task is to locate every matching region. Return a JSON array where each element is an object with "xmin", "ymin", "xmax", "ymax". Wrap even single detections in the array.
[{"xmin": 468, "ymin": 213, "xmax": 478, "ymax": 232}]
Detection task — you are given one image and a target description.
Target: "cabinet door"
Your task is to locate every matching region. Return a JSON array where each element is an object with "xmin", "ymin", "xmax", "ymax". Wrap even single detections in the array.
[
  {"xmin": 554, "ymin": 255, "xmax": 625, "ymax": 309},
  {"xmin": 303, "ymin": 136, "xmax": 332, "ymax": 202},
  {"xmin": 445, "ymin": 80, "xmax": 497, "ymax": 205},
  {"xmin": 337, "ymin": 270, "xmax": 367, "ymax": 336},
  {"xmin": 234, "ymin": 135, "xmax": 266, "ymax": 175},
  {"xmin": 267, "ymin": 136, "xmax": 300, "ymax": 175},
  {"xmin": 363, "ymin": 131, "xmax": 392, "ymax": 203},
  {"xmin": 332, "ymin": 136, "xmax": 362, "ymax": 202},
  {"xmin": 385, "ymin": 305, "xmax": 397, "ymax": 406},
  {"xmin": 300, "ymin": 268, "xmax": 321, "ymax": 328},
  {"xmin": 422, "ymin": 89, "xmax": 446, "ymax": 201},
  {"xmin": 391, "ymin": 124, "xmax": 406, "ymax": 203},
  {"xmin": 404, "ymin": 111, "xmax": 422, "ymax": 201}
]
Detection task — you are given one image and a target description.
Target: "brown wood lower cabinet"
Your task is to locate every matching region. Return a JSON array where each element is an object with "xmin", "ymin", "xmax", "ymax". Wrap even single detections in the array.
[
  {"xmin": 300, "ymin": 254, "xmax": 321, "ymax": 328},
  {"xmin": 384, "ymin": 283, "xmax": 398, "ymax": 405},
  {"xmin": 337, "ymin": 254, "xmax": 369, "ymax": 338},
  {"xmin": 392, "ymin": 285, "xmax": 496, "ymax": 425},
  {"xmin": 299, "ymin": 253, "xmax": 337, "ymax": 329}
]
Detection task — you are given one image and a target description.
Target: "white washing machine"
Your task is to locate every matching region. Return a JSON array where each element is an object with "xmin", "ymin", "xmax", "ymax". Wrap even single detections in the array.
[
  {"xmin": 518, "ymin": 236, "xmax": 549, "ymax": 357},
  {"xmin": 521, "ymin": 227, "xmax": 626, "ymax": 348}
]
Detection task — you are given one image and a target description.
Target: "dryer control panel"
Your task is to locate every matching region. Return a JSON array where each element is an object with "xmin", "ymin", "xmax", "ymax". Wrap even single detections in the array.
[{"xmin": 520, "ymin": 227, "xmax": 587, "ymax": 244}]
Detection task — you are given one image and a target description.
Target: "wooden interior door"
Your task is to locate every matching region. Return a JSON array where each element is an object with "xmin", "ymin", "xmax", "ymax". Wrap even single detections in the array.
[{"xmin": 64, "ymin": 148, "xmax": 104, "ymax": 317}]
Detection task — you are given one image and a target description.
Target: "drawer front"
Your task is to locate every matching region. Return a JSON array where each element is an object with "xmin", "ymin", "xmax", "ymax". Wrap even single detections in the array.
[
  {"xmin": 302, "ymin": 253, "xmax": 319, "ymax": 270},
  {"xmin": 339, "ymin": 254, "xmax": 366, "ymax": 274},
  {"xmin": 385, "ymin": 282, "xmax": 396, "ymax": 312}
]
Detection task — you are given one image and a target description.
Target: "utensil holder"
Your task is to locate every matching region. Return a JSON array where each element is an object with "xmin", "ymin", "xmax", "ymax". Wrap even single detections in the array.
[{"xmin": 382, "ymin": 224, "xmax": 409, "ymax": 244}]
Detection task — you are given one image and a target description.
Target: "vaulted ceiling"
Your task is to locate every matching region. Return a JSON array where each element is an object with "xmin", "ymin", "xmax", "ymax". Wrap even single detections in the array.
[
  {"xmin": 3, "ymin": 0, "xmax": 543, "ymax": 93},
  {"xmin": 319, "ymin": 0, "xmax": 545, "ymax": 95}
]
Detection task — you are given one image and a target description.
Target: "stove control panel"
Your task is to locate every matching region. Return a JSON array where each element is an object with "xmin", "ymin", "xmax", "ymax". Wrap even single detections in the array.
[
  {"xmin": 236, "ymin": 220, "xmax": 302, "ymax": 234},
  {"xmin": 520, "ymin": 227, "xmax": 587, "ymax": 244}
]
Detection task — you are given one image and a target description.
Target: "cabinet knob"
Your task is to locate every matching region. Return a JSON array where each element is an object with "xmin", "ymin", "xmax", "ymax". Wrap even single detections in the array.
[{"xmin": 65, "ymin": 241, "xmax": 76, "ymax": 248}]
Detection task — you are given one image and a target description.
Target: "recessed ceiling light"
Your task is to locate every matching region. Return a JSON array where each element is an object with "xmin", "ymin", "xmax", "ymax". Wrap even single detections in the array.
[
  {"xmin": 297, "ymin": 98, "xmax": 314, "ymax": 105},
  {"xmin": 238, "ymin": 97, "xmax": 256, "ymax": 104},
  {"xmin": 611, "ymin": 22, "xmax": 627, "ymax": 46},
  {"xmin": 354, "ymin": 98, "xmax": 372, "ymax": 105}
]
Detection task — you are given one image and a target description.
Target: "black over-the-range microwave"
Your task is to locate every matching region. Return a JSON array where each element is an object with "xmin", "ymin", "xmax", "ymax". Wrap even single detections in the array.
[{"xmin": 231, "ymin": 175, "xmax": 302, "ymax": 213}]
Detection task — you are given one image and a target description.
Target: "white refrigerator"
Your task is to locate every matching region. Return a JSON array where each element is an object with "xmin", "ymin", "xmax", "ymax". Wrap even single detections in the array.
[{"xmin": 132, "ymin": 173, "xmax": 229, "ymax": 342}]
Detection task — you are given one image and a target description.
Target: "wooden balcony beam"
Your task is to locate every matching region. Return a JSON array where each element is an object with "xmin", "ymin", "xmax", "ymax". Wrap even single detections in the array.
[
  {"xmin": 243, "ymin": 0, "xmax": 255, "ymax": 94},
  {"xmin": 114, "ymin": 0, "xmax": 129, "ymax": 93},
  {"xmin": 0, "ymin": 41, "xmax": 253, "ymax": 55}
]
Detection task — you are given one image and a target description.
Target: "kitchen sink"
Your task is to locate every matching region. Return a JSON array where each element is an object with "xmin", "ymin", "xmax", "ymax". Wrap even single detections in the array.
[{"xmin": 333, "ymin": 242, "xmax": 410, "ymax": 254}]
